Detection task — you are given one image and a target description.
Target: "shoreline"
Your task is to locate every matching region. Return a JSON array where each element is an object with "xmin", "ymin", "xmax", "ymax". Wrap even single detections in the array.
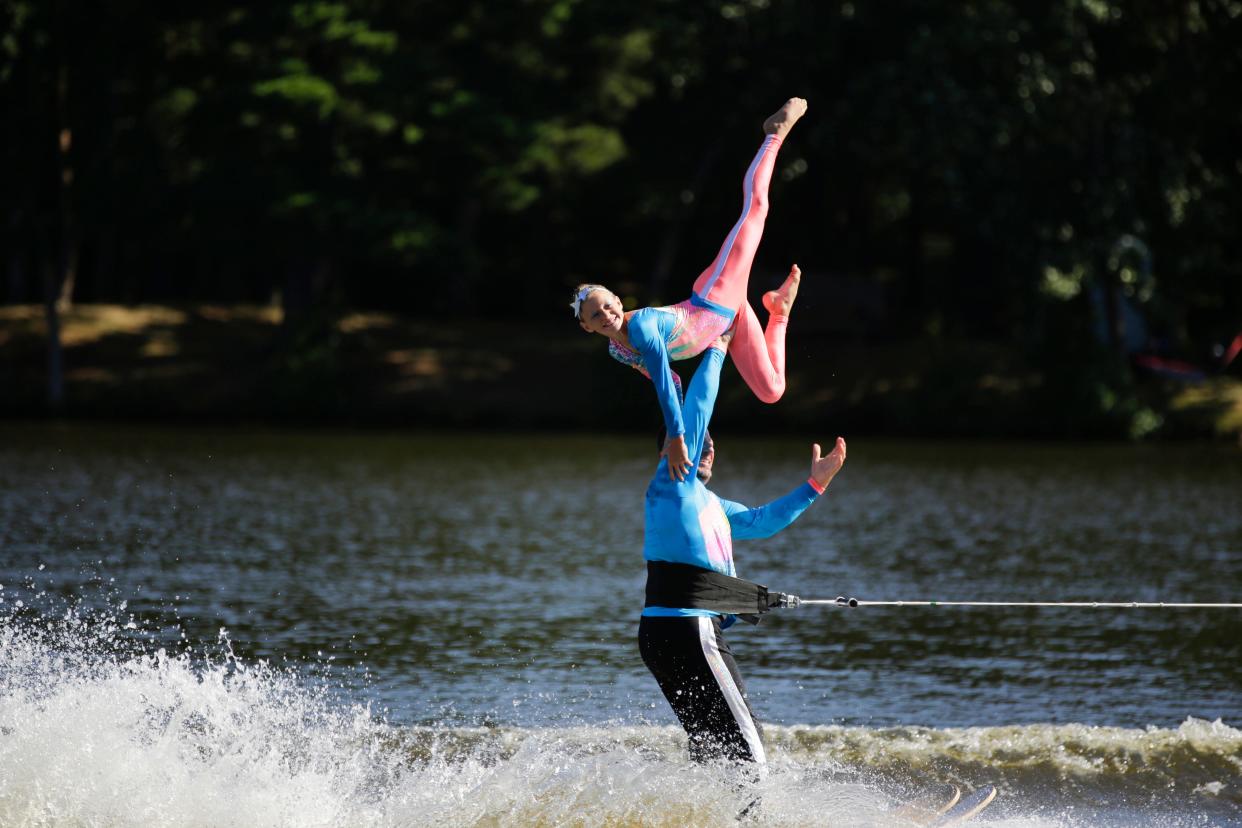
[{"xmin": 2, "ymin": 303, "xmax": 1239, "ymax": 442}]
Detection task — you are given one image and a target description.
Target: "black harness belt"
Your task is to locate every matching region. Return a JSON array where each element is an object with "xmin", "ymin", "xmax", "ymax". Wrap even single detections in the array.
[{"xmin": 644, "ymin": 561, "xmax": 800, "ymax": 624}]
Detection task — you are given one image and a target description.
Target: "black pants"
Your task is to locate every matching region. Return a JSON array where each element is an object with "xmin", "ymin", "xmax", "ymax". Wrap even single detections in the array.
[{"xmin": 638, "ymin": 615, "xmax": 766, "ymax": 764}]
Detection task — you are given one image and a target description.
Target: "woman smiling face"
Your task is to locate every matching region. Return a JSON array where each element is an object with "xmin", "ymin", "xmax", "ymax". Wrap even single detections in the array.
[{"xmin": 577, "ymin": 289, "xmax": 625, "ymax": 336}]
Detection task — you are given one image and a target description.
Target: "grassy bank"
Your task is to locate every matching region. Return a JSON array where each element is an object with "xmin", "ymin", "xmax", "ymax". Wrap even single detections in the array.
[{"xmin": 1, "ymin": 304, "xmax": 1238, "ymax": 441}]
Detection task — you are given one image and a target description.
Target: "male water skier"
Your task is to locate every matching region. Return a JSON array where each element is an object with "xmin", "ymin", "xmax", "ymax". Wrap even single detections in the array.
[{"xmin": 639, "ymin": 328, "xmax": 847, "ymax": 764}]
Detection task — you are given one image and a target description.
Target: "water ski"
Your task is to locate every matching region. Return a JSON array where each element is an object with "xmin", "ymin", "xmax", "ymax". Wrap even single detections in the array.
[
  {"xmin": 928, "ymin": 784, "xmax": 997, "ymax": 826},
  {"xmin": 892, "ymin": 783, "xmax": 996, "ymax": 826},
  {"xmin": 891, "ymin": 783, "xmax": 960, "ymax": 824}
]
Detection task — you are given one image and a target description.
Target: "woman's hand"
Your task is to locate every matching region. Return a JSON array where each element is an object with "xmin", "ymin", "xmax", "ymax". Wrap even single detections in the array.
[
  {"xmin": 663, "ymin": 434, "xmax": 692, "ymax": 481},
  {"xmin": 810, "ymin": 437, "xmax": 847, "ymax": 488}
]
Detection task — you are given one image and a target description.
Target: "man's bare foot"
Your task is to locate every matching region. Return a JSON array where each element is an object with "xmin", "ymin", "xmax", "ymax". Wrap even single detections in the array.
[
  {"xmin": 763, "ymin": 97, "xmax": 808, "ymax": 137},
  {"xmin": 763, "ymin": 264, "xmax": 801, "ymax": 316}
]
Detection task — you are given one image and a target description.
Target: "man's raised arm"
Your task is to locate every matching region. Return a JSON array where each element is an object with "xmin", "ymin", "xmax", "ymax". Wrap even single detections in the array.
[
  {"xmin": 722, "ymin": 437, "xmax": 847, "ymax": 539},
  {"xmin": 678, "ymin": 339, "xmax": 731, "ymax": 468},
  {"xmin": 661, "ymin": 332, "xmax": 733, "ymax": 481}
]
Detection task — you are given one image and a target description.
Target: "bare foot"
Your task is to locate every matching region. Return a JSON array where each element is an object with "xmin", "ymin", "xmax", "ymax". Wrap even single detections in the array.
[
  {"xmin": 763, "ymin": 264, "xmax": 801, "ymax": 316},
  {"xmin": 763, "ymin": 97, "xmax": 808, "ymax": 138}
]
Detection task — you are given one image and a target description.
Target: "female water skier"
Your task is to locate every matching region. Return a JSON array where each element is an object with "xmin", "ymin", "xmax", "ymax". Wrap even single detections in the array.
[{"xmin": 571, "ymin": 97, "xmax": 808, "ymax": 482}]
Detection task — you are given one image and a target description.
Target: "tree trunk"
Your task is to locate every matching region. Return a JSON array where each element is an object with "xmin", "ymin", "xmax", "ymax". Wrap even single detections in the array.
[
  {"xmin": 55, "ymin": 63, "xmax": 76, "ymax": 313},
  {"xmin": 451, "ymin": 195, "xmax": 481, "ymax": 310},
  {"xmin": 42, "ymin": 258, "xmax": 65, "ymax": 411},
  {"xmin": 43, "ymin": 8, "xmax": 74, "ymax": 412},
  {"xmin": 282, "ymin": 256, "xmax": 331, "ymax": 324},
  {"xmin": 96, "ymin": 226, "xmax": 116, "ymax": 303},
  {"xmin": 1088, "ymin": 107, "xmax": 1129, "ymax": 371},
  {"xmin": 6, "ymin": 210, "xmax": 28, "ymax": 302},
  {"xmin": 906, "ymin": 179, "xmax": 928, "ymax": 334}
]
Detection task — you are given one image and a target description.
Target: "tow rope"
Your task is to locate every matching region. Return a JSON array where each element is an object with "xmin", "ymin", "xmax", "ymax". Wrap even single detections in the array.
[
  {"xmin": 644, "ymin": 562, "xmax": 1242, "ymax": 614},
  {"xmin": 799, "ymin": 597, "xmax": 1242, "ymax": 609}
]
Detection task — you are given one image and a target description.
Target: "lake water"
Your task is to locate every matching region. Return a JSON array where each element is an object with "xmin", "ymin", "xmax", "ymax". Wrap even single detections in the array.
[{"xmin": 2, "ymin": 423, "xmax": 1240, "ymax": 826}]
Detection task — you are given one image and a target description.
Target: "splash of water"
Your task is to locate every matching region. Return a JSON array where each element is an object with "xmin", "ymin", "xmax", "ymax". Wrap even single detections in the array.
[{"xmin": 2, "ymin": 604, "xmax": 1239, "ymax": 827}]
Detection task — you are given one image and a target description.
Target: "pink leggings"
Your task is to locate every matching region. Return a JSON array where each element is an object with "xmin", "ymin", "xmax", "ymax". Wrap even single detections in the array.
[{"xmin": 688, "ymin": 133, "xmax": 787, "ymax": 403}]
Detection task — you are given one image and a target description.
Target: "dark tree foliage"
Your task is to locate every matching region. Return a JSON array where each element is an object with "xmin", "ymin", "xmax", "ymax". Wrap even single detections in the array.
[{"xmin": 2, "ymin": 1, "xmax": 1239, "ymax": 365}]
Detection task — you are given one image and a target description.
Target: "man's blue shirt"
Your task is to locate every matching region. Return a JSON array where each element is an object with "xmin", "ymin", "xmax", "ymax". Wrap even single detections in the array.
[{"xmin": 642, "ymin": 346, "xmax": 820, "ymax": 618}]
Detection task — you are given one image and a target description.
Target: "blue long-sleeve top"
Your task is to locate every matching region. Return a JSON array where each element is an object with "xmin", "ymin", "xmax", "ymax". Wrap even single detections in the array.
[
  {"xmin": 625, "ymin": 307, "xmax": 686, "ymax": 439},
  {"xmin": 642, "ymin": 345, "xmax": 821, "ymax": 618},
  {"xmin": 613, "ymin": 296, "xmax": 735, "ymax": 440}
]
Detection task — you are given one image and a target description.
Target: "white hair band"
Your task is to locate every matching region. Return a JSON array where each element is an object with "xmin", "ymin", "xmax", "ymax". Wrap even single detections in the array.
[{"xmin": 570, "ymin": 285, "xmax": 605, "ymax": 319}]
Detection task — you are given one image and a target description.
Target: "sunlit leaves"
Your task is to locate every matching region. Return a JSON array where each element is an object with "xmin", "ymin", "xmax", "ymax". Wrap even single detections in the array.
[
  {"xmin": 528, "ymin": 122, "xmax": 626, "ymax": 177},
  {"xmin": 593, "ymin": 30, "xmax": 655, "ymax": 110},
  {"xmin": 253, "ymin": 74, "xmax": 339, "ymax": 118},
  {"xmin": 291, "ymin": 3, "xmax": 396, "ymax": 51},
  {"xmin": 0, "ymin": 0, "xmax": 35, "ymax": 82},
  {"xmin": 1041, "ymin": 265, "xmax": 1087, "ymax": 301}
]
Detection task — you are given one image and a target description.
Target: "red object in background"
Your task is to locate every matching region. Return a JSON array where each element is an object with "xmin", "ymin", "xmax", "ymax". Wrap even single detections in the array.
[
  {"xmin": 1223, "ymin": 333, "xmax": 1242, "ymax": 370},
  {"xmin": 1132, "ymin": 354, "xmax": 1206, "ymax": 381}
]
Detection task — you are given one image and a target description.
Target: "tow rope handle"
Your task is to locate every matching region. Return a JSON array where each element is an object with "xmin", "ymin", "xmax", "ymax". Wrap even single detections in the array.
[
  {"xmin": 767, "ymin": 593, "xmax": 857, "ymax": 608},
  {"xmin": 767, "ymin": 592, "xmax": 804, "ymax": 609}
]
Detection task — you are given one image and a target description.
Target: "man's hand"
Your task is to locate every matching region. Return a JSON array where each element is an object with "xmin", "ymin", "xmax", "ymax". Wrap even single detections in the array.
[
  {"xmin": 663, "ymin": 433, "xmax": 692, "ymax": 481},
  {"xmin": 810, "ymin": 437, "xmax": 847, "ymax": 489}
]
